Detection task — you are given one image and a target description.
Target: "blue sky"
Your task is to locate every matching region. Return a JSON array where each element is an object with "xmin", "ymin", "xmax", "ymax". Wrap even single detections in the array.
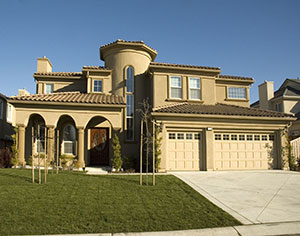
[{"xmin": 0, "ymin": 0, "xmax": 299, "ymax": 103}]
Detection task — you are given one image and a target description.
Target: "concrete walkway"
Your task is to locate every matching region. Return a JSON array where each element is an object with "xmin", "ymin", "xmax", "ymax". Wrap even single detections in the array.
[
  {"xmin": 47, "ymin": 221, "xmax": 300, "ymax": 236},
  {"xmin": 173, "ymin": 170, "xmax": 300, "ymax": 225}
]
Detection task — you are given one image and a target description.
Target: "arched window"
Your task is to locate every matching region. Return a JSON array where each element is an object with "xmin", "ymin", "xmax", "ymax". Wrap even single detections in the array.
[
  {"xmin": 62, "ymin": 124, "xmax": 76, "ymax": 155},
  {"xmin": 126, "ymin": 66, "xmax": 134, "ymax": 141}
]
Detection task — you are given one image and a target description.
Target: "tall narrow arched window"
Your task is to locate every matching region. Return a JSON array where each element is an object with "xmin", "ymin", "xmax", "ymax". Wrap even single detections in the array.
[
  {"xmin": 62, "ymin": 124, "xmax": 76, "ymax": 155},
  {"xmin": 126, "ymin": 66, "xmax": 134, "ymax": 141}
]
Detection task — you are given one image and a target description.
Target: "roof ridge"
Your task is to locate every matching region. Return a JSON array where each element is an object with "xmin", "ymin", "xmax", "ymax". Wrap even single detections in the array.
[
  {"xmin": 219, "ymin": 74, "xmax": 253, "ymax": 80},
  {"xmin": 150, "ymin": 62, "xmax": 220, "ymax": 70},
  {"xmin": 100, "ymin": 39, "xmax": 157, "ymax": 52},
  {"xmin": 10, "ymin": 91, "xmax": 81, "ymax": 98}
]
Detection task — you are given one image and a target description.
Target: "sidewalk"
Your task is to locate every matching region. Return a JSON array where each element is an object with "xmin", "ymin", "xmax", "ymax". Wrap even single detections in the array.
[{"xmin": 47, "ymin": 221, "xmax": 300, "ymax": 236}]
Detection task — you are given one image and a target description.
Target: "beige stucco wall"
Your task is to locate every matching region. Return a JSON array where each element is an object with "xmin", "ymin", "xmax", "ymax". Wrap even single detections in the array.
[
  {"xmin": 283, "ymin": 99, "xmax": 300, "ymax": 114},
  {"xmin": 36, "ymin": 78, "xmax": 86, "ymax": 94}
]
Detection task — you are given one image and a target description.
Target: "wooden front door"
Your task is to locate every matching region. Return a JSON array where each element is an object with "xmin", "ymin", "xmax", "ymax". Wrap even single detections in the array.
[{"xmin": 90, "ymin": 128, "xmax": 109, "ymax": 166}]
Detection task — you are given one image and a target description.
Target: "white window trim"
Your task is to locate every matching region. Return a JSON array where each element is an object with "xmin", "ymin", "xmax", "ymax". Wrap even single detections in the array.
[
  {"xmin": 93, "ymin": 79, "xmax": 103, "ymax": 93},
  {"xmin": 169, "ymin": 76, "xmax": 182, "ymax": 99},
  {"xmin": 44, "ymin": 83, "xmax": 53, "ymax": 94},
  {"xmin": 188, "ymin": 77, "xmax": 201, "ymax": 100},
  {"xmin": 7, "ymin": 104, "xmax": 13, "ymax": 123},
  {"xmin": 62, "ymin": 140, "xmax": 75, "ymax": 155},
  {"xmin": 227, "ymin": 86, "xmax": 247, "ymax": 100}
]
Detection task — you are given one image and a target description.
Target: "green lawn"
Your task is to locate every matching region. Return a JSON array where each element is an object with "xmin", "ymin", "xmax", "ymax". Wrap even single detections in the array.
[{"xmin": 0, "ymin": 169, "xmax": 241, "ymax": 235}]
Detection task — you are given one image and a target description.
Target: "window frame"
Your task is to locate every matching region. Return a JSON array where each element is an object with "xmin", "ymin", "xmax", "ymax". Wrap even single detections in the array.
[
  {"xmin": 125, "ymin": 66, "xmax": 135, "ymax": 141},
  {"xmin": 169, "ymin": 76, "xmax": 182, "ymax": 99},
  {"xmin": 227, "ymin": 86, "xmax": 247, "ymax": 100},
  {"xmin": 93, "ymin": 79, "xmax": 103, "ymax": 93},
  {"xmin": 188, "ymin": 77, "xmax": 201, "ymax": 100},
  {"xmin": 44, "ymin": 83, "xmax": 54, "ymax": 94},
  {"xmin": 62, "ymin": 124, "xmax": 76, "ymax": 155}
]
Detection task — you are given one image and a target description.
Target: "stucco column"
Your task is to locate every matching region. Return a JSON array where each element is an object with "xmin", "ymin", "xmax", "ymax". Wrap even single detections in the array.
[
  {"xmin": 204, "ymin": 129, "xmax": 214, "ymax": 171},
  {"xmin": 18, "ymin": 125, "xmax": 26, "ymax": 166},
  {"xmin": 47, "ymin": 126, "xmax": 55, "ymax": 162},
  {"xmin": 77, "ymin": 127, "xmax": 85, "ymax": 168}
]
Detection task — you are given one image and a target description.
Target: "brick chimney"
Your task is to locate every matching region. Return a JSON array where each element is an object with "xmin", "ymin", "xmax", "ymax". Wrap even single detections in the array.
[
  {"xmin": 37, "ymin": 56, "xmax": 52, "ymax": 73},
  {"xmin": 259, "ymin": 81, "xmax": 274, "ymax": 110}
]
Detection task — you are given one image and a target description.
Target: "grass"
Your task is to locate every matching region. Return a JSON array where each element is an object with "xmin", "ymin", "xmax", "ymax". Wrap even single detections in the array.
[{"xmin": 0, "ymin": 169, "xmax": 241, "ymax": 235}]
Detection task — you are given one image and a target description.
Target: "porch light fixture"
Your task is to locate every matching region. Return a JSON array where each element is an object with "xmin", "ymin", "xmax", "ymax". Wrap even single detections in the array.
[{"xmin": 206, "ymin": 127, "xmax": 213, "ymax": 131}]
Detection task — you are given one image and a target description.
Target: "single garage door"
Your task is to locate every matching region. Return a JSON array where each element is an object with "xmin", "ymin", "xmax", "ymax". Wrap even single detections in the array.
[
  {"xmin": 168, "ymin": 132, "xmax": 201, "ymax": 170},
  {"xmin": 214, "ymin": 133, "xmax": 275, "ymax": 170}
]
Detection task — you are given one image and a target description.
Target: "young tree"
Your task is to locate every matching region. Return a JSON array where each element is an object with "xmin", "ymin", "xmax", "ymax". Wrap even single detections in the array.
[
  {"xmin": 112, "ymin": 133, "xmax": 122, "ymax": 171},
  {"xmin": 10, "ymin": 127, "xmax": 19, "ymax": 167}
]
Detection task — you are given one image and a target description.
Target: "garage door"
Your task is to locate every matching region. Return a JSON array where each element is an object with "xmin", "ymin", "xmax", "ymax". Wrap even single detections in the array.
[
  {"xmin": 168, "ymin": 132, "xmax": 201, "ymax": 170},
  {"xmin": 214, "ymin": 133, "xmax": 275, "ymax": 170}
]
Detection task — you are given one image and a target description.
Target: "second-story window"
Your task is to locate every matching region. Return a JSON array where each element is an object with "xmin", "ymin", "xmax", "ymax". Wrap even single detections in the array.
[
  {"xmin": 189, "ymin": 77, "xmax": 201, "ymax": 100},
  {"xmin": 45, "ymin": 84, "xmax": 53, "ymax": 94},
  {"xmin": 126, "ymin": 66, "xmax": 134, "ymax": 141},
  {"xmin": 170, "ymin": 76, "xmax": 182, "ymax": 99},
  {"xmin": 227, "ymin": 87, "xmax": 247, "ymax": 99},
  {"xmin": 93, "ymin": 80, "xmax": 103, "ymax": 92}
]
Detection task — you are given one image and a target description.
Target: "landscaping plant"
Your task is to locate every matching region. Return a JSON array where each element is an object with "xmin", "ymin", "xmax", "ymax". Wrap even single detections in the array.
[{"xmin": 112, "ymin": 133, "xmax": 122, "ymax": 171}]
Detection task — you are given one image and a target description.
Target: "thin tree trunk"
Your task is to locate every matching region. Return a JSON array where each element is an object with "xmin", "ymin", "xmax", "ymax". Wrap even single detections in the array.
[
  {"xmin": 44, "ymin": 127, "xmax": 47, "ymax": 184},
  {"xmin": 31, "ymin": 126, "xmax": 34, "ymax": 183},
  {"xmin": 56, "ymin": 129, "xmax": 59, "ymax": 174},
  {"xmin": 145, "ymin": 120, "xmax": 149, "ymax": 186},
  {"xmin": 152, "ymin": 121, "xmax": 155, "ymax": 186},
  {"xmin": 140, "ymin": 120, "xmax": 143, "ymax": 185}
]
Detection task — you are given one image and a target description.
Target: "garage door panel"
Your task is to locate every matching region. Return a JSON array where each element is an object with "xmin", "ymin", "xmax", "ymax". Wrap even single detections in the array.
[
  {"xmin": 168, "ymin": 132, "xmax": 201, "ymax": 171},
  {"xmin": 214, "ymin": 133, "xmax": 276, "ymax": 170}
]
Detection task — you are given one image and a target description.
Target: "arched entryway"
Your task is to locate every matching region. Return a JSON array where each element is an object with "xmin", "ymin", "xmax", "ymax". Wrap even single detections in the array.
[{"xmin": 85, "ymin": 116, "xmax": 113, "ymax": 166}]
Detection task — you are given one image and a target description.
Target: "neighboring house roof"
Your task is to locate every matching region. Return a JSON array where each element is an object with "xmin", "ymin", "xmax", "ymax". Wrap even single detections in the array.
[
  {"xmin": 153, "ymin": 102, "xmax": 294, "ymax": 118},
  {"xmin": 34, "ymin": 72, "xmax": 82, "ymax": 77},
  {"xmin": 9, "ymin": 92, "xmax": 125, "ymax": 105},
  {"xmin": 149, "ymin": 62, "xmax": 221, "ymax": 72},
  {"xmin": 0, "ymin": 92, "xmax": 7, "ymax": 101}
]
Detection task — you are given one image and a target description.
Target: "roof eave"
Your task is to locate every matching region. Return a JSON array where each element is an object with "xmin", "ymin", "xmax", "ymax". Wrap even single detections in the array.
[
  {"xmin": 151, "ymin": 111, "xmax": 295, "ymax": 121},
  {"xmin": 33, "ymin": 74, "xmax": 82, "ymax": 80},
  {"xmin": 149, "ymin": 65, "xmax": 221, "ymax": 73}
]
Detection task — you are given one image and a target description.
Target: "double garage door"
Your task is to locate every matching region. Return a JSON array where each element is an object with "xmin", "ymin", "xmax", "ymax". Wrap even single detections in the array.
[
  {"xmin": 214, "ymin": 133, "xmax": 275, "ymax": 170},
  {"xmin": 167, "ymin": 131, "xmax": 276, "ymax": 171}
]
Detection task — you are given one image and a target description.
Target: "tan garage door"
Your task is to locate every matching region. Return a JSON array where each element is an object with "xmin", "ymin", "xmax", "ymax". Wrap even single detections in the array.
[
  {"xmin": 214, "ymin": 133, "xmax": 275, "ymax": 170},
  {"xmin": 168, "ymin": 132, "xmax": 201, "ymax": 170}
]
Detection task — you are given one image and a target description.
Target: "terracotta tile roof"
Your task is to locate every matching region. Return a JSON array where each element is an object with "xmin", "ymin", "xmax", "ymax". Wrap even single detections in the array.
[
  {"xmin": 9, "ymin": 92, "xmax": 125, "ymax": 105},
  {"xmin": 153, "ymin": 102, "xmax": 294, "ymax": 118},
  {"xmin": 82, "ymin": 66, "xmax": 111, "ymax": 70},
  {"xmin": 100, "ymin": 39, "xmax": 157, "ymax": 52},
  {"xmin": 218, "ymin": 74, "xmax": 254, "ymax": 81},
  {"xmin": 150, "ymin": 62, "xmax": 221, "ymax": 71},
  {"xmin": 34, "ymin": 72, "xmax": 82, "ymax": 77}
]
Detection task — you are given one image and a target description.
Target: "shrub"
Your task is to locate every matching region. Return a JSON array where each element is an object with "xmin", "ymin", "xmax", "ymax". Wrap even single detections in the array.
[
  {"xmin": 123, "ymin": 155, "xmax": 136, "ymax": 172},
  {"xmin": 0, "ymin": 147, "xmax": 13, "ymax": 168},
  {"xmin": 10, "ymin": 128, "xmax": 19, "ymax": 167},
  {"xmin": 112, "ymin": 133, "xmax": 122, "ymax": 171},
  {"xmin": 60, "ymin": 154, "xmax": 76, "ymax": 170},
  {"xmin": 154, "ymin": 127, "xmax": 162, "ymax": 172}
]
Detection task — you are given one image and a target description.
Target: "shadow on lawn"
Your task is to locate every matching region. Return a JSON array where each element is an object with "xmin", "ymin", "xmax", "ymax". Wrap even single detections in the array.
[{"xmin": 0, "ymin": 170, "xmax": 32, "ymax": 183}]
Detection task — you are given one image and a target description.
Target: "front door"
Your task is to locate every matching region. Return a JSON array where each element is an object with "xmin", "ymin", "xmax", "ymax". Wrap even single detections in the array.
[{"xmin": 90, "ymin": 128, "xmax": 109, "ymax": 166}]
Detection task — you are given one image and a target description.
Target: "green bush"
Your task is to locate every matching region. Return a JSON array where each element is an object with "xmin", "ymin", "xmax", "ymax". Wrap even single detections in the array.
[
  {"xmin": 123, "ymin": 155, "xmax": 136, "ymax": 172},
  {"xmin": 112, "ymin": 133, "xmax": 122, "ymax": 171},
  {"xmin": 0, "ymin": 148, "xmax": 13, "ymax": 168}
]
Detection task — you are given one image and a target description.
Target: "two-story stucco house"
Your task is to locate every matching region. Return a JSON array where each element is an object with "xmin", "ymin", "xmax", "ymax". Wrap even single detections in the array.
[
  {"xmin": 7, "ymin": 40, "xmax": 295, "ymax": 171},
  {"xmin": 251, "ymin": 79, "xmax": 300, "ymax": 138}
]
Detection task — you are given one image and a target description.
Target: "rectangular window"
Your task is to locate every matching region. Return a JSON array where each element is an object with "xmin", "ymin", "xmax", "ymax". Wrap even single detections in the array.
[
  {"xmin": 63, "ymin": 141, "xmax": 75, "ymax": 155},
  {"xmin": 177, "ymin": 133, "xmax": 184, "ymax": 139},
  {"xmin": 169, "ymin": 133, "xmax": 176, "ymax": 139},
  {"xmin": 45, "ymin": 84, "xmax": 53, "ymax": 94},
  {"xmin": 215, "ymin": 134, "xmax": 221, "ymax": 140},
  {"xmin": 194, "ymin": 133, "xmax": 201, "ymax": 140},
  {"xmin": 269, "ymin": 134, "xmax": 275, "ymax": 141},
  {"xmin": 231, "ymin": 134, "xmax": 237, "ymax": 140},
  {"xmin": 254, "ymin": 135, "xmax": 260, "ymax": 141},
  {"xmin": 189, "ymin": 77, "xmax": 200, "ymax": 100},
  {"xmin": 262, "ymin": 135, "xmax": 268, "ymax": 141},
  {"xmin": 7, "ymin": 104, "xmax": 12, "ymax": 123},
  {"xmin": 93, "ymin": 80, "xmax": 103, "ymax": 92},
  {"xmin": 186, "ymin": 133, "xmax": 193, "ymax": 140},
  {"xmin": 239, "ymin": 135, "xmax": 245, "ymax": 141},
  {"xmin": 170, "ymin": 76, "xmax": 182, "ymax": 99},
  {"xmin": 0, "ymin": 100, "xmax": 3, "ymax": 120},
  {"xmin": 223, "ymin": 134, "xmax": 229, "ymax": 140},
  {"xmin": 227, "ymin": 87, "xmax": 247, "ymax": 99},
  {"xmin": 247, "ymin": 135, "xmax": 253, "ymax": 141}
]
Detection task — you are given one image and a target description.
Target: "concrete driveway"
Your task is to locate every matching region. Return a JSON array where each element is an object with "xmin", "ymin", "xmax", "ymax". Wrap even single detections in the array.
[{"xmin": 172, "ymin": 171, "xmax": 300, "ymax": 225}]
